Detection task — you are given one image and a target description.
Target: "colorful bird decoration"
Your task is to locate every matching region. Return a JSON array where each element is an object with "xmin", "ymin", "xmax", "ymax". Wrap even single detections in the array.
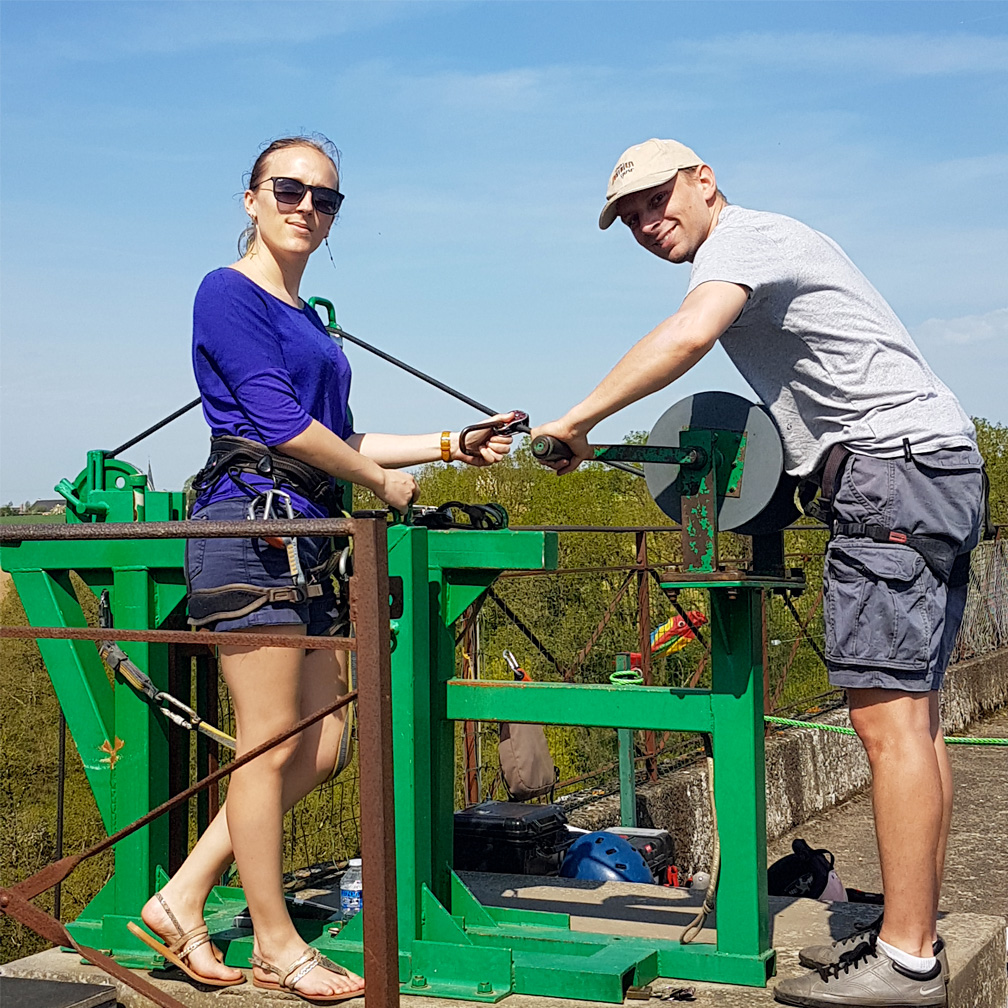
[{"xmin": 650, "ymin": 610, "xmax": 708, "ymax": 656}]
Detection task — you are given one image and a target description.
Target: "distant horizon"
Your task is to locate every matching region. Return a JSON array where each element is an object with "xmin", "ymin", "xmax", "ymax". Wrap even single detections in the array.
[{"xmin": 2, "ymin": 1, "xmax": 1006, "ymax": 501}]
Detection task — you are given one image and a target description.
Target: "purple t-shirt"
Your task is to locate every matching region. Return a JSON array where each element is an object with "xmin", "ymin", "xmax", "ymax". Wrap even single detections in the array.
[{"xmin": 191, "ymin": 268, "xmax": 354, "ymax": 515}]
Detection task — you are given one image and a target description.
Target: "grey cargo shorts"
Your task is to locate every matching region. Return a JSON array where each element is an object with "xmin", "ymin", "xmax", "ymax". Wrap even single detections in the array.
[{"xmin": 824, "ymin": 447, "xmax": 985, "ymax": 692}]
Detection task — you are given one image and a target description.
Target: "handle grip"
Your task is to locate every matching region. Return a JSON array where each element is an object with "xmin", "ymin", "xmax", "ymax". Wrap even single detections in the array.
[
  {"xmin": 530, "ymin": 434, "xmax": 574, "ymax": 464},
  {"xmin": 308, "ymin": 297, "xmax": 338, "ymax": 329}
]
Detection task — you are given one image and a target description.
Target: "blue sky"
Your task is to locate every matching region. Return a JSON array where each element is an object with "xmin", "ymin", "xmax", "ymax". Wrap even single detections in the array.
[{"xmin": 2, "ymin": 1, "xmax": 1006, "ymax": 503}]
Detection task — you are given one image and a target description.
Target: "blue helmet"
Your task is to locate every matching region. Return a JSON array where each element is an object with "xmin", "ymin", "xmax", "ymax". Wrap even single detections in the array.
[{"xmin": 559, "ymin": 831, "xmax": 653, "ymax": 884}]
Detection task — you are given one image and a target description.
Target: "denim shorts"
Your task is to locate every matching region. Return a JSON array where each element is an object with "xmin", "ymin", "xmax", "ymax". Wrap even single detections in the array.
[
  {"xmin": 186, "ymin": 498, "xmax": 344, "ymax": 636},
  {"xmin": 823, "ymin": 448, "xmax": 984, "ymax": 692}
]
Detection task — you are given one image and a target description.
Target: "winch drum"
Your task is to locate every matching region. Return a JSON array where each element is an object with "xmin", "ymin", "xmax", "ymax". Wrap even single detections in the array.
[{"xmin": 642, "ymin": 391, "xmax": 800, "ymax": 535}]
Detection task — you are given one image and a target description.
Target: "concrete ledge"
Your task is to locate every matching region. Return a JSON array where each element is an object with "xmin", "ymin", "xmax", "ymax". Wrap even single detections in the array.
[
  {"xmin": 564, "ymin": 647, "xmax": 1008, "ymax": 873},
  {"xmin": 3, "ymin": 900, "xmax": 1003, "ymax": 1007}
]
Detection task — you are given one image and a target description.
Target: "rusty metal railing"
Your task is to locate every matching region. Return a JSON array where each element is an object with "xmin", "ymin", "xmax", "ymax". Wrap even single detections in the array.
[{"xmin": 0, "ymin": 516, "xmax": 398, "ymax": 1008}]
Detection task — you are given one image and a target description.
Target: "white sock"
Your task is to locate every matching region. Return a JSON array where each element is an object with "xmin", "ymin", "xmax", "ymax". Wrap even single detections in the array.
[{"xmin": 877, "ymin": 936, "xmax": 937, "ymax": 974}]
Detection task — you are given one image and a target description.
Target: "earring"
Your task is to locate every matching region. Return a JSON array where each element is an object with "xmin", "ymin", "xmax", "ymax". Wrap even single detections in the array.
[{"xmin": 324, "ymin": 237, "xmax": 336, "ymax": 270}]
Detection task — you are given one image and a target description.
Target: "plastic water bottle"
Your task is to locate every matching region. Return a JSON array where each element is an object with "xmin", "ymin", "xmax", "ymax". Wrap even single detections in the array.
[{"xmin": 340, "ymin": 858, "xmax": 363, "ymax": 920}]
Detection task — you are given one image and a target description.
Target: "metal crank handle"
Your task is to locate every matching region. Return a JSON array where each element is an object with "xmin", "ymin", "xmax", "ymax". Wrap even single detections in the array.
[{"xmin": 530, "ymin": 434, "xmax": 574, "ymax": 465}]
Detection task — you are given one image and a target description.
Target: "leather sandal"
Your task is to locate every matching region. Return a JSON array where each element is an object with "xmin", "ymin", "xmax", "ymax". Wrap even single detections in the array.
[
  {"xmin": 127, "ymin": 892, "xmax": 245, "ymax": 988},
  {"xmin": 250, "ymin": 947, "xmax": 364, "ymax": 1003}
]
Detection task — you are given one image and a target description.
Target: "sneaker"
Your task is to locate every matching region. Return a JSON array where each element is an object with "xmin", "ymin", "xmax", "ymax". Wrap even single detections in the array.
[
  {"xmin": 774, "ymin": 938, "xmax": 947, "ymax": 1007},
  {"xmin": 798, "ymin": 913, "xmax": 884, "ymax": 971},
  {"xmin": 799, "ymin": 917, "xmax": 949, "ymax": 983}
]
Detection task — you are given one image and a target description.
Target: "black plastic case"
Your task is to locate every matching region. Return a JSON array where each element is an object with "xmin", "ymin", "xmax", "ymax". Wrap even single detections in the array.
[
  {"xmin": 453, "ymin": 801, "xmax": 573, "ymax": 875},
  {"xmin": 611, "ymin": 827, "xmax": 677, "ymax": 884}
]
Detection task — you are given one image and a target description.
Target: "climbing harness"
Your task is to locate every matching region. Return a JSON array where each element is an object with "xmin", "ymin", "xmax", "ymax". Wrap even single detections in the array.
[{"xmin": 187, "ymin": 436, "xmax": 350, "ymax": 629}]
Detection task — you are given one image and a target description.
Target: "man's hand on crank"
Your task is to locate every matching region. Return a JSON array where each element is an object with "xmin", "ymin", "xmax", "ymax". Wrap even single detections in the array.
[{"xmin": 529, "ymin": 417, "xmax": 594, "ymax": 475}]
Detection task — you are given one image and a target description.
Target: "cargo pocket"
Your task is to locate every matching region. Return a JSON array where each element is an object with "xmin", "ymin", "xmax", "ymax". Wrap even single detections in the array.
[{"xmin": 824, "ymin": 539, "xmax": 931, "ymax": 672}]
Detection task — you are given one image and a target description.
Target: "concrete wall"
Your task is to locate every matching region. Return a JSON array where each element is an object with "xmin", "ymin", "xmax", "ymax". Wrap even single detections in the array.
[{"xmin": 562, "ymin": 648, "xmax": 1008, "ymax": 872}]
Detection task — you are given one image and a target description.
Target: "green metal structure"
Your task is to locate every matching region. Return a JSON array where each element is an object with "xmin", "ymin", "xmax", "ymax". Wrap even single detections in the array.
[
  {"xmin": 2, "ymin": 384, "xmax": 801, "ymax": 1001},
  {"xmin": 2, "ymin": 451, "xmax": 188, "ymax": 960}
]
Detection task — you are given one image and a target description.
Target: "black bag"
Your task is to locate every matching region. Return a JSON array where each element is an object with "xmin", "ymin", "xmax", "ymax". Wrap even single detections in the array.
[{"xmin": 768, "ymin": 838, "xmax": 847, "ymax": 901}]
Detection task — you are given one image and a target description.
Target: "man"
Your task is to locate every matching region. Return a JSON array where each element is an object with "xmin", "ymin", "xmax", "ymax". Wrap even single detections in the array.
[{"xmin": 532, "ymin": 138, "xmax": 985, "ymax": 1007}]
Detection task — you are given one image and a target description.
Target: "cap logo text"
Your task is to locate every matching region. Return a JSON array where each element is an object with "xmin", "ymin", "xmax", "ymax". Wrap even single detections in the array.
[{"xmin": 611, "ymin": 160, "xmax": 635, "ymax": 183}]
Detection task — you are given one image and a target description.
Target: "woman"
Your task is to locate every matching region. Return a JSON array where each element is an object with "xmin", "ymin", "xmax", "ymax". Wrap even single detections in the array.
[{"xmin": 129, "ymin": 135, "xmax": 513, "ymax": 1002}]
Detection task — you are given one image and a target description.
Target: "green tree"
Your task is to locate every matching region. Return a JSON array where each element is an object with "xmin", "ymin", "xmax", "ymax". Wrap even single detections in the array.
[{"xmin": 974, "ymin": 417, "xmax": 1007, "ymax": 525}]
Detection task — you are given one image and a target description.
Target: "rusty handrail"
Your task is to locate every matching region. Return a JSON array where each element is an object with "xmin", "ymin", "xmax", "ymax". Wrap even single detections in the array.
[
  {"xmin": 0, "ymin": 625, "xmax": 354, "ymax": 650},
  {"xmin": 0, "ymin": 516, "xmax": 355, "ymax": 541}
]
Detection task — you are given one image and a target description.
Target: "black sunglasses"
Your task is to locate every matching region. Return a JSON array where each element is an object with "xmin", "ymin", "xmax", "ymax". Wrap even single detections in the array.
[{"xmin": 260, "ymin": 176, "xmax": 344, "ymax": 216}]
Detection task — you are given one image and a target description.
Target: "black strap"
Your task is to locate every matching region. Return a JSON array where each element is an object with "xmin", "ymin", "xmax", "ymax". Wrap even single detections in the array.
[
  {"xmin": 799, "ymin": 443, "xmax": 852, "ymax": 524},
  {"xmin": 411, "ymin": 501, "xmax": 509, "ymax": 530},
  {"xmin": 833, "ymin": 522, "xmax": 957, "ymax": 582},
  {"xmin": 187, "ymin": 582, "xmax": 324, "ymax": 627}
]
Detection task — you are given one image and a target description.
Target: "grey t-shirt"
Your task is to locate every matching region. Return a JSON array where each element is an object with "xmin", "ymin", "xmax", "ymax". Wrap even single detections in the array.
[{"xmin": 687, "ymin": 204, "xmax": 976, "ymax": 477}]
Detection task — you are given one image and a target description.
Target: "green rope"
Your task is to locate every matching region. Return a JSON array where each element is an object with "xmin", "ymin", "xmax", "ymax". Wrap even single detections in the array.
[{"xmin": 764, "ymin": 715, "xmax": 1008, "ymax": 746}]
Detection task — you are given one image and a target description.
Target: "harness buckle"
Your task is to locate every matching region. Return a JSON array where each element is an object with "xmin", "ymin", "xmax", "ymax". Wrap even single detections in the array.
[{"xmin": 888, "ymin": 531, "xmax": 908, "ymax": 544}]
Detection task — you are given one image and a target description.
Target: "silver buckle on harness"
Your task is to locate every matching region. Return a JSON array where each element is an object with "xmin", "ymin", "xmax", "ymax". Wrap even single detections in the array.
[{"xmin": 246, "ymin": 488, "xmax": 295, "ymax": 525}]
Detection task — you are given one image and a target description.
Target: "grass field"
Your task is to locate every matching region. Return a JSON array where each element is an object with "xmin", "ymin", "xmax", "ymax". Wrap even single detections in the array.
[{"xmin": 0, "ymin": 514, "xmax": 64, "ymax": 524}]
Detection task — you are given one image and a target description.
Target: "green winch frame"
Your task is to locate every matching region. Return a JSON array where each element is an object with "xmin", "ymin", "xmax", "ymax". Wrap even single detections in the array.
[{"xmin": 2, "ymin": 376, "xmax": 804, "ymax": 1003}]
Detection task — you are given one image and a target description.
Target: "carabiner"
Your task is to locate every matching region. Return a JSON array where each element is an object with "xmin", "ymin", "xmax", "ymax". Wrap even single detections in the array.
[
  {"xmin": 247, "ymin": 489, "xmax": 295, "ymax": 549},
  {"xmin": 503, "ymin": 648, "xmax": 531, "ymax": 682},
  {"xmin": 458, "ymin": 410, "xmax": 529, "ymax": 456}
]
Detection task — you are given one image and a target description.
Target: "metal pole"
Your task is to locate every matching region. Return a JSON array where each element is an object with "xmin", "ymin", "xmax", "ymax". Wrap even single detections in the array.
[
  {"xmin": 166, "ymin": 645, "xmax": 188, "ymax": 875},
  {"xmin": 462, "ymin": 607, "xmax": 480, "ymax": 806},
  {"xmin": 761, "ymin": 591, "xmax": 771, "ymax": 722},
  {"xmin": 636, "ymin": 532, "xmax": 657, "ymax": 782},
  {"xmin": 614, "ymin": 654, "xmax": 637, "ymax": 828},
  {"xmin": 54, "ymin": 709, "xmax": 66, "ymax": 920},
  {"xmin": 351, "ymin": 518, "xmax": 399, "ymax": 1007}
]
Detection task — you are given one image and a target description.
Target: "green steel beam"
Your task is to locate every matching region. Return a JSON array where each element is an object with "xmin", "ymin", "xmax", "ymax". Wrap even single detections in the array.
[
  {"xmin": 707, "ymin": 590, "xmax": 771, "ymax": 962},
  {"xmin": 386, "ymin": 525, "xmax": 435, "ymax": 947},
  {"xmin": 10, "ymin": 569, "xmax": 114, "ymax": 825},
  {"xmin": 445, "ymin": 679, "xmax": 714, "ymax": 732},
  {"xmin": 426, "ymin": 530, "xmax": 557, "ymax": 573},
  {"xmin": 618, "ymin": 728, "xmax": 637, "ymax": 827},
  {"xmin": 110, "ymin": 567, "xmax": 171, "ymax": 928},
  {"xmin": 0, "ymin": 540, "xmax": 185, "ymax": 572}
]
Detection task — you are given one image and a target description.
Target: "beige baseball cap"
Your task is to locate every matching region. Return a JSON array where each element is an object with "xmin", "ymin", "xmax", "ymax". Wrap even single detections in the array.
[{"xmin": 598, "ymin": 138, "xmax": 703, "ymax": 230}]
